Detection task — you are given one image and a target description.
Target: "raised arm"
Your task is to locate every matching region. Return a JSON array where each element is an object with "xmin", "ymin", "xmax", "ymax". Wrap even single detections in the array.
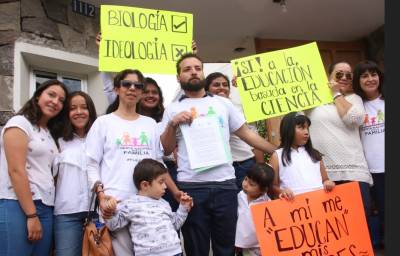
[
  {"xmin": 329, "ymin": 79, "xmax": 353, "ymax": 118},
  {"xmin": 329, "ymin": 79, "xmax": 365, "ymax": 127},
  {"xmin": 100, "ymin": 72, "xmax": 117, "ymax": 104},
  {"xmin": 96, "ymin": 32, "xmax": 117, "ymax": 104}
]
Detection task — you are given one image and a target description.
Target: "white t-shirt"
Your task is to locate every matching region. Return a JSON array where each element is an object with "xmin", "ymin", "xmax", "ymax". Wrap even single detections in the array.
[
  {"xmin": 229, "ymin": 86, "xmax": 256, "ymax": 162},
  {"xmin": 54, "ymin": 135, "xmax": 91, "ymax": 215},
  {"xmin": 230, "ymin": 132, "xmax": 255, "ymax": 162},
  {"xmin": 0, "ymin": 115, "xmax": 58, "ymax": 206},
  {"xmin": 86, "ymin": 113, "xmax": 163, "ymax": 201},
  {"xmin": 360, "ymin": 97, "xmax": 385, "ymax": 173},
  {"xmin": 235, "ymin": 190, "xmax": 270, "ymax": 250},
  {"xmin": 105, "ymin": 195, "xmax": 189, "ymax": 256},
  {"xmin": 160, "ymin": 95, "xmax": 245, "ymax": 182},
  {"xmin": 275, "ymin": 147, "xmax": 323, "ymax": 195}
]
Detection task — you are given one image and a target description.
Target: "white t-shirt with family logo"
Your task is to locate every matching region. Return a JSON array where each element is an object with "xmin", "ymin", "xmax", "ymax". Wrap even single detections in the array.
[
  {"xmin": 360, "ymin": 97, "xmax": 385, "ymax": 173},
  {"xmin": 86, "ymin": 113, "xmax": 164, "ymax": 201},
  {"xmin": 160, "ymin": 95, "xmax": 245, "ymax": 182}
]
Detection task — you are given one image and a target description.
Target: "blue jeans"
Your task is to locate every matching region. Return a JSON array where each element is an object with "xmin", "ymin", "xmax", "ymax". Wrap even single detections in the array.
[
  {"xmin": 371, "ymin": 173, "xmax": 384, "ymax": 224},
  {"xmin": 180, "ymin": 185, "xmax": 238, "ymax": 256},
  {"xmin": 233, "ymin": 157, "xmax": 256, "ymax": 191},
  {"xmin": 0, "ymin": 199, "xmax": 54, "ymax": 256},
  {"xmin": 371, "ymin": 173, "xmax": 384, "ymax": 246},
  {"xmin": 54, "ymin": 211, "xmax": 88, "ymax": 256}
]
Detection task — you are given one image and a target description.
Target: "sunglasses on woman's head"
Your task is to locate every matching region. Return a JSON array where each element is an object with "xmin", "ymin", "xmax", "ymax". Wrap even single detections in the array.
[
  {"xmin": 120, "ymin": 80, "xmax": 144, "ymax": 90},
  {"xmin": 335, "ymin": 71, "xmax": 353, "ymax": 81}
]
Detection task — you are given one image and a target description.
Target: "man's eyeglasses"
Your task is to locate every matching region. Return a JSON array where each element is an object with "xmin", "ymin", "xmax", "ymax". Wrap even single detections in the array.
[
  {"xmin": 120, "ymin": 80, "xmax": 144, "ymax": 90},
  {"xmin": 335, "ymin": 71, "xmax": 353, "ymax": 81}
]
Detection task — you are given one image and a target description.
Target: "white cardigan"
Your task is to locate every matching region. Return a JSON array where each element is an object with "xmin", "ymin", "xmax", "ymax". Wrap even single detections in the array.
[{"xmin": 307, "ymin": 93, "xmax": 373, "ymax": 185}]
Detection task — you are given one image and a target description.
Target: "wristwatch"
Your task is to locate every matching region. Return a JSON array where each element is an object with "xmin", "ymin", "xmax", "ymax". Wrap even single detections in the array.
[{"xmin": 333, "ymin": 92, "xmax": 343, "ymax": 100}]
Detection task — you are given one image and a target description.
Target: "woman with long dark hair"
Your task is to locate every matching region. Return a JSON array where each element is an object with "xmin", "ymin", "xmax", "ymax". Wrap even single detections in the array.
[
  {"xmin": 53, "ymin": 91, "xmax": 97, "ymax": 256},
  {"xmin": 86, "ymin": 69, "xmax": 180, "ymax": 255},
  {"xmin": 0, "ymin": 79, "xmax": 68, "ymax": 255}
]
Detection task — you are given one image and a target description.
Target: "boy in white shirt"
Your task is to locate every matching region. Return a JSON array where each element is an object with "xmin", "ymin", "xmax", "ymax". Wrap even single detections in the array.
[
  {"xmin": 235, "ymin": 163, "xmax": 275, "ymax": 256},
  {"xmin": 105, "ymin": 159, "xmax": 193, "ymax": 256}
]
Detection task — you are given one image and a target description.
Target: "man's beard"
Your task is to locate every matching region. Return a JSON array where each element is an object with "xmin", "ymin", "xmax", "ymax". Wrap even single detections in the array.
[{"xmin": 180, "ymin": 78, "xmax": 205, "ymax": 92}]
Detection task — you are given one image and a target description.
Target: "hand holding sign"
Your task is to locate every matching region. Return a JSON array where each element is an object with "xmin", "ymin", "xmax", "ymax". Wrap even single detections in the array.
[
  {"xmin": 96, "ymin": 32, "xmax": 101, "ymax": 47},
  {"xmin": 279, "ymin": 188, "xmax": 295, "ymax": 201},
  {"xmin": 251, "ymin": 182, "xmax": 373, "ymax": 256}
]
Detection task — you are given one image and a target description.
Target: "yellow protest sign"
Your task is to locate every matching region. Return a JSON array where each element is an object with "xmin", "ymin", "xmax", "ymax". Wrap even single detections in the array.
[
  {"xmin": 99, "ymin": 5, "xmax": 193, "ymax": 74},
  {"xmin": 251, "ymin": 182, "xmax": 373, "ymax": 256},
  {"xmin": 231, "ymin": 42, "xmax": 332, "ymax": 122}
]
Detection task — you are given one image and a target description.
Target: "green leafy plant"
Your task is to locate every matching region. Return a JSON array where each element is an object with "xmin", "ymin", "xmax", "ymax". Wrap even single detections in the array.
[{"xmin": 254, "ymin": 120, "xmax": 271, "ymax": 162}]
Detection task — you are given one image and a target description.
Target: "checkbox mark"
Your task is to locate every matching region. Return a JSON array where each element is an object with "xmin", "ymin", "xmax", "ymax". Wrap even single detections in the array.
[
  {"xmin": 174, "ymin": 21, "xmax": 186, "ymax": 30},
  {"xmin": 171, "ymin": 44, "xmax": 188, "ymax": 61},
  {"xmin": 172, "ymin": 15, "xmax": 187, "ymax": 33}
]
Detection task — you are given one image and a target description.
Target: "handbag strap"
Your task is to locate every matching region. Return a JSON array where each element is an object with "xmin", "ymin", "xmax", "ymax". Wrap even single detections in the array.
[{"xmin": 85, "ymin": 190, "xmax": 98, "ymax": 224}]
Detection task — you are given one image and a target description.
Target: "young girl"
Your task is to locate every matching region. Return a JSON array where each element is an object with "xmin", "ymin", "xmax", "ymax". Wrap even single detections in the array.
[
  {"xmin": 53, "ymin": 91, "xmax": 97, "ymax": 256},
  {"xmin": 0, "ymin": 79, "xmax": 68, "ymax": 255},
  {"xmin": 235, "ymin": 163, "xmax": 275, "ymax": 256},
  {"xmin": 270, "ymin": 112, "xmax": 335, "ymax": 200}
]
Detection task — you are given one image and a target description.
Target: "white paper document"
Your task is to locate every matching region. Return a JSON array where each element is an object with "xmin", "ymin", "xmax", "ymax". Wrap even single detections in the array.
[{"xmin": 180, "ymin": 116, "xmax": 230, "ymax": 170}]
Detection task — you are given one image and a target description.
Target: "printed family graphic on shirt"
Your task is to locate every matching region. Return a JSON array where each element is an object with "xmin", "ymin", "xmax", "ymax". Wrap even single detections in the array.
[
  {"xmin": 115, "ymin": 131, "xmax": 152, "ymax": 158},
  {"xmin": 361, "ymin": 109, "xmax": 384, "ymax": 135},
  {"xmin": 189, "ymin": 106, "xmax": 224, "ymax": 127}
]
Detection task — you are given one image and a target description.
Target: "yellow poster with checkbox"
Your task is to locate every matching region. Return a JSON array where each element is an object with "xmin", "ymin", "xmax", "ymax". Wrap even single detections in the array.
[{"xmin": 99, "ymin": 5, "xmax": 193, "ymax": 74}]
